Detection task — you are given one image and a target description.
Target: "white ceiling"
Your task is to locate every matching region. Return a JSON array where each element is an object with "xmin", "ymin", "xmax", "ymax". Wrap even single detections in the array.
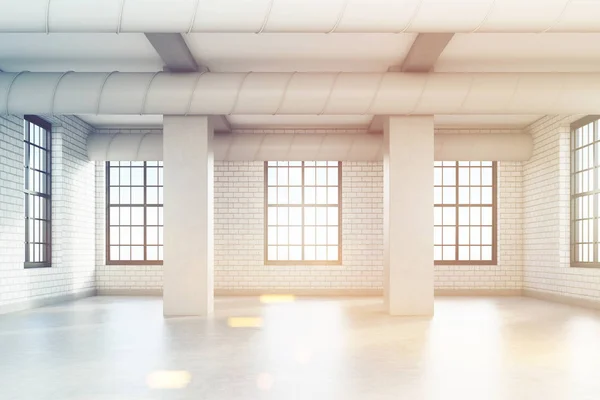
[
  {"xmin": 0, "ymin": 33, "xmax": 163, "ymax": 72},
  {"xmin": 436, "ymin": 33, "xmax": 600, "ymax": 72},
  {"xmin": 184, "ymin": 33, "xmax": 416, "ymax": 72},
  {"xmin": 0, "ymin": 32, "xmax": 595, "ymax": 129}
]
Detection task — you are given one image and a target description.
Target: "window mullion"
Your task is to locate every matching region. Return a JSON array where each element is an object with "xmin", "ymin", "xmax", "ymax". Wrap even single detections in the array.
[
  {"xmin": 301, "ymin": 162, "xmax": 305, "ymax": 262},
  {"xmin": 591, "ymin": 121, "xmax": 600, "ymax": 263},
  {"xmin": 455, "ymin": 163, "xmax": 460, "ymax": 262},
  {"xmin": 143, "ymin": 162, "xmax": 148, "ymax": 262}
]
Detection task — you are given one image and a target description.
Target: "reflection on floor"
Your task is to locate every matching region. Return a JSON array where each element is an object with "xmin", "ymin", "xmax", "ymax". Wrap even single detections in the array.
[{"xmin": 1, "ymin": 296, "xmax": 599, "ymax": 400}]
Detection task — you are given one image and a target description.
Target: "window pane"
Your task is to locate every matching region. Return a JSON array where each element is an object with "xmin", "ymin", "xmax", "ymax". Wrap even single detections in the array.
[
  {"xmin": 277, "ymin": 168, "xmax": 288, "ymax": 185},
  {"xmin": 132, "ymin": 246, "xmax": 144, "ymax": 261},
  {"xmin": 277, "ymin": 187, "xmax": 289, "ymax": 204},
  {"xmin": 277, "ymin": 208, "xmax": 288, "ymax": 225},
  {"xmin": 290, "ymin": 246, "xmax": 302, "ymax": 260},
  {"xmin": 120, "ymin": 207, "xmax": 131, "ymax": 225},
  {"xmin": 442, "ymin": 246, "xmax": 455, "ymax": 261},
  {"xmin": 132, "ymin": 227, "xmax": 144, "ymax": 245},
  {"xmin": 316, "ymin": 246, "xmax": 327, "ymax": 260},
  {"xmin": 120, "ymin": 187, "xmax": 131, "ymax": 204},
  {"xmin": 289, "ymin": 227, "xmax": 302, "ymax": 245},
  {"xmin": 304, "ymin": 227, "xmax": 315, "ymax": 245},
  {"xmin": 316, "ymin": 208, "xmax": 327, "ymax": 225},
  {"xmin": 328, "ymin": 207, "xmax": 338, "ymax": 226},
  {"xmin": 146, "ymin": 168, "xmax": 157, "ymax": 185},
  {"xmin": 316, "ymin": 168, "xmax": 327, "ymax": 185},
  {"xmin": 268, "ymin": 207, "xmax": 278, "ymax": 225},
  {"xmin": 120, "ymin": 246, "xmax": 131, "ymax": 261},
  {"xmin": 304, "ymin": 187, "xmax": 316, "ymax": 204},
  {"xmin": 289, "ymin": 187, "xmax": 302, "ymax": 204},
  {"xmin": 328, "ymin": 246, "xmax": 338, "ymax": 261},
  {"xmin": 268, "ymin": 246, "xmax": 277, "ymax": 261},
  {"xmin": 305, "ymin": 168, "xmax": 316, "ymax": 185},
  {"xmin": 316, "ymin": 227, "xmax": 326, "ymax": 245},
  {"xmin": 289, "ymin": 168, "xmax": 302, "ymax": 186},
  {"xmin": 132, "ymin": 168, "xmax": 144, "ymax": 185},
  {"xmin": 304, "ymin": 246, "xmax": 316, "ymax": 260},
  {"xmin": 443, "ymin": 168, "xmax": 455, "ymax": 186},
  {"xmin": 434, "ymin": 207, "xmax": 442, "ymax": 225},
  {"xmin": 434, "ymin": 168, "xmax": 442, "ymax": 186},
  {"xmin": 120, "ymin": 168, "xmax": 131, "ymax": 186},
  {"xmin": 442, "ymin": 187, "xmax": 455, "ymax": 204},
  {"xmin": 305, "ymin": 207, "xmax": 316, "ymax": 225},
  {"xmin": 132, "ymin": 207, "xmax": 144, "ymax": 225},
  {"xmin": 328, "ymin": 227, "xmax": 338, "ymax": 245},
  {"xmin": 442, "ymin": 207, "xmax": 456, "ymax": 226},
  {"xmin": 289, "ymin": 208, "xmax": 302, "ymax": 226},
  {"xmin": 278, "ymin": 228, "xmax": 289, "ymax": 245},
  {"xmin": 328, "ymin": 168, "xmax": 338, "ymax": 186},
  {"xmin": 316, "ymin": 187, "xmax": 327, "ymax": 204},
  {"xmin": 268, "ymin": 168, "xmax": 277, "ymax": 186}
]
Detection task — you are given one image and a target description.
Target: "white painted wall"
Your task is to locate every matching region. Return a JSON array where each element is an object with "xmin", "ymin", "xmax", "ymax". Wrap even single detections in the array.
[
  {"xmin": 0, "ymin": 115, "xmax": 95, "ymax": 313},
  {"xmin": 95, "ymin": 128, "xmax": 524, "ymax": 294},
  {"xmin": 523, "ymin": 115, "xmax": 600, "ymax": 304}
]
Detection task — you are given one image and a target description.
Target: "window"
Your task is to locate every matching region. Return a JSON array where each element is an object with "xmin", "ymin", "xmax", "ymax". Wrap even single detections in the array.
[
  {"xmin": 571, "ymin": 116, "xmax": 600, "ymax": 267},
  {"xmin": 265, "ymin": 161, "xmax": 341, "ymax": 264},
  {"xmin": 434, "ymin": 161, "xmax": 497, "ymax": 265},
  {"xmin": 106, "ymin": 161, "xmax": 163, "ymax": 264},
  {"xmin": 24, "ymin": 116, "xmax": 52, "ymax": 268}
]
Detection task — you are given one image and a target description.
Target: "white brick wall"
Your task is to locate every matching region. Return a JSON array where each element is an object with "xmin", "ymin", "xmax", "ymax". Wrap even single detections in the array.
[
  {"xmin": 523, "ymin": 115, "xmax": 600, "ymax": 303},
  {"xmin": 213, "ymin": 160, "xmax": 384, "ymax": 292},
  {"xmin": 0, "ymin": 115, "xmax": 95, "ymax": 311},
  {"xmin": 95, "ymin": 128, "xmax": 523, "ymax": 293}
]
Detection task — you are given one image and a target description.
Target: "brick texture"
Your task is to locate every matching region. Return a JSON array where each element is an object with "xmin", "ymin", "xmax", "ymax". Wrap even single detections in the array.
[
  {"xmin": 523, "ymin": 115, "xmax": 600, "ymax": 302},
  {"xmin": 0, "ymin": 115, "xmax": 95, "ymax": 309}
]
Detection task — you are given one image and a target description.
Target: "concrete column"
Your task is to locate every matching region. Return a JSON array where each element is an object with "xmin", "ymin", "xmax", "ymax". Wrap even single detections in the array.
[
  {"xmin": 163, "ymin": 116, "xmax": 214, "ymax": 317},
  {"xmin": 383, "ymin": 116, "xmax": 434, "ymax": 316}
]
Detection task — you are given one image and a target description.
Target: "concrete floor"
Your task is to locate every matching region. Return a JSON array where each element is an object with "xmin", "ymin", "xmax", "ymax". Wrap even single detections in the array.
[{"xmin": 0, "ymin": 296, "xmax": 599, "ymax": 400}]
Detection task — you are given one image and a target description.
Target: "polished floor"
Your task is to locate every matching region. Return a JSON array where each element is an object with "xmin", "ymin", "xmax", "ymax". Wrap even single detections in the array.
[{"xmin": 1, "ymin": 296, "xmax": 599, "ymax": 400}]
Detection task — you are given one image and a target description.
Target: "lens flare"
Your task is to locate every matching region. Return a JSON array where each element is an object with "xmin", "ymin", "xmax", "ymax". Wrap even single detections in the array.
[
  {"xmin": 146, "ymin": 370, "xmax": 191, "ymax": 389},
  {"xmin": 256, "ymin": 373, "xmax": 275, "ymax": 391},
  {"xmin": 228, "ymin": 317, "xmax": 263, "ymax": 328},
  {"xmin": 260, "ymin": 294, "xmax": 296, "ymax": 304}
]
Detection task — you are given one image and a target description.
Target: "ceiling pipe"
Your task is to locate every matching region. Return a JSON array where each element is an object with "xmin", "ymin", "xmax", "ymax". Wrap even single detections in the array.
[
  {"xmin": 87, "ymin": 131, "xmax": 533, "ymax": 162},
  {"xmin": 0, "ymin": 0, "xmax": 598, "ymax": 33},
  {"xmin": 2, "ymin": 71, "xmax": 600, "ymax": 115}
]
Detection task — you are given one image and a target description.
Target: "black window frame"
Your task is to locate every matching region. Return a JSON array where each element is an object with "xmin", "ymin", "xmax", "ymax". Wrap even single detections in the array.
[
  {"xmin": 24, "ymin": 115, "xmax": 52, "ymax": 269},
  {"xmin": 105, "ymin": 161, "xmax": 164, "ymax": 265}
]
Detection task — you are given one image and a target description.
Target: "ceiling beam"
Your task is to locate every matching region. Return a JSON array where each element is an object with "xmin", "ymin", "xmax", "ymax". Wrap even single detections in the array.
[
  {"xmin": 390, "ymin": 33, "xmax": 454, "ymax": 73},
  {"xmin": 370, "ymin": 33, "xmax": 454, "ymax": 132},
  {"xmin": 145, "ymin": 33, "xmax": 231, "ymax": 131},
  {"xmin": 144, "ymin": 33, "xmax": 203, "ymax": 73}
]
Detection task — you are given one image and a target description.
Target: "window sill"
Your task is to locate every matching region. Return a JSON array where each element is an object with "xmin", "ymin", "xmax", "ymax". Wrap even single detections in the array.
[
  {"xmin": 24, "ymin": 262, "xmax": 51, "ymax": 269},
  {"xmin": 264, "ymin": 262, "xmax": 343, "ymax": 267},
  {"xmin": 435, "ymin": 261, "xmax": 498, "ymax": 266},
  {"xmin": 570, "ymin": 263, "xmax": 600, "ymax": 269},
  {"xmin": 106, "ymin": 261, "xmax": 164, "ymax": 266}
]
